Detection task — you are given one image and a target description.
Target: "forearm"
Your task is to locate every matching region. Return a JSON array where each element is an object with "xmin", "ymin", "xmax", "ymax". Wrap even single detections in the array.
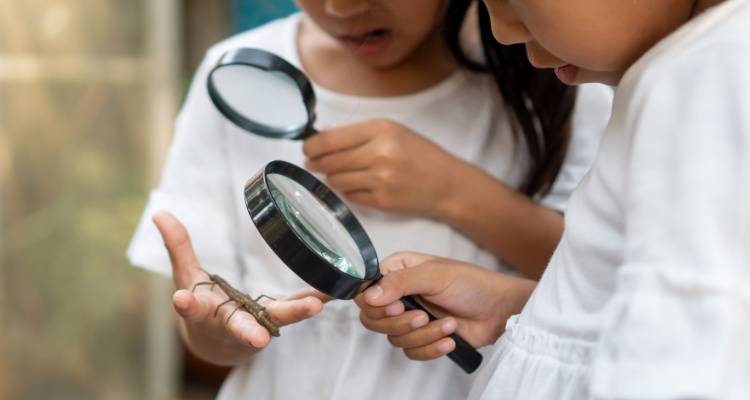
[
  {"xmin": 437, "ymin": 162, "xmax": 563, "ymax": 279},
  {"xmin": 177, "ymin": 316, "xmax": 256, "ymax": 367}
]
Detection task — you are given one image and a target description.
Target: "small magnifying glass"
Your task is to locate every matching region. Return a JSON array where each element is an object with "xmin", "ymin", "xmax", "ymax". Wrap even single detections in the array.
[
  {"xmin": 244, "ymin": 161, "xmax": 483, "ymax": 374},
  {"xmin": 207, "ymin": 48, "xmax": 317, "ymax": 140}
]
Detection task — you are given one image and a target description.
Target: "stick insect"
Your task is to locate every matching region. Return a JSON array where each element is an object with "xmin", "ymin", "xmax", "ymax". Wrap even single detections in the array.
[{"xmin": 192, "ymin": 271, "xmax": 280, "ymax": 337}]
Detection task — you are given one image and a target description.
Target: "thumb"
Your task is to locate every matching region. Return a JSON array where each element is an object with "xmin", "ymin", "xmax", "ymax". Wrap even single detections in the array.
[
  {"xmin": 152, "ymin": 211, "xmax": 203, "ymax": 289},
  {"xmin": 362, "ymin": 262, "xmax": 450, "ymax": 307}
]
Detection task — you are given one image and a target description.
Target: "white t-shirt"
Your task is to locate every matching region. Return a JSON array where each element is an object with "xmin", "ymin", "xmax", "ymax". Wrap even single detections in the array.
[
  {"xmin": 470, "ymin": 1, "xmax": 750, "ymax": 399},
  {"xmin": 127, "ymin": 14, "xmax": 611, "ymax": 400}
]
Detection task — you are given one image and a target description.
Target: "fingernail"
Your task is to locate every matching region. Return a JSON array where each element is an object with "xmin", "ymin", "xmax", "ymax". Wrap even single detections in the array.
[
  {"xmin": 410, "ymin": 314, "xmax": 429, "ymax": 329},
  {"xmin": 441, "ymin": 319, "xmax": 457, "ymax": 334},
  {"xmin": 365, "ymin": 284, "xmax": 383, "ymax": 301},
  {"xmin": 438, "ymin": 339, "xmax": 455, "ymax": 354}
]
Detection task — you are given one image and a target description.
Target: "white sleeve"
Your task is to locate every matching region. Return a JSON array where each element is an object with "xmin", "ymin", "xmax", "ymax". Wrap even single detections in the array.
[
  {"xmin": 538, "ymin": 83, "xmax": 612, "ymax": 212},
  {"xmin": 126, "ymin": 49, "xmax": 243, "ymax": 284},
  {"xmin": 590, "ymin": 42, "xmax": 750, "ymax": 399}
]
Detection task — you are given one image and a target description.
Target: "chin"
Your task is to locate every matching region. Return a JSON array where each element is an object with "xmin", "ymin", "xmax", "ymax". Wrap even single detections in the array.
[{"xmin": 353, "ymin": 53, "xmax": 407, "ymax": 69}]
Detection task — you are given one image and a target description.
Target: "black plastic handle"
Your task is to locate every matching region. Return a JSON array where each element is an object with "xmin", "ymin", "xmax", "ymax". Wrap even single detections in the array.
[{"xmin": 400, "ymin": 295, "xmax": 483, "ymax": 374}]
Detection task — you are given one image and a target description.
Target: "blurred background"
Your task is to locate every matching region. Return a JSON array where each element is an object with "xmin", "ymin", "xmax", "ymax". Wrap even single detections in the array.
[{"xmin": 0, "ymin": 1, "xmax": 296, "ymax": 399}]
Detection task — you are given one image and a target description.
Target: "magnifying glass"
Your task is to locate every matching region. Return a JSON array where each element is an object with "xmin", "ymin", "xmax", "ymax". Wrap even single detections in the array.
[
  {"xmin": 244, "ymin": 160, "xmax": 483, "ymax": 374},
  {"xmin": 207, "ymin": 48, "xmax": 317, "ymax": 140}
]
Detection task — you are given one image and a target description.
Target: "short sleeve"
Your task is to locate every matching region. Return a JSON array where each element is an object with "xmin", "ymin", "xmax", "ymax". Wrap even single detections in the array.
[
  {"xmin": 590, "ymin": 42, "xmax": 750, "ymax": 398},
  {"xmin": 538, "ymin": 83, "xmax": 612, "ymax": 212},
  {"xmin": 126, "ymin": 49, "xmax": 243, "ymax": 285}
]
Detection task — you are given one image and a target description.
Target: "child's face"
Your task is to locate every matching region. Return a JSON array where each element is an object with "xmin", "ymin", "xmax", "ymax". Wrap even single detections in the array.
[
  {"xmin": 296, "ymin": 0, "xmax": 448, "ymax": 68},
  {"xmin": 483, "ymin": 0, "xmax": 696, "ymax": 85}
]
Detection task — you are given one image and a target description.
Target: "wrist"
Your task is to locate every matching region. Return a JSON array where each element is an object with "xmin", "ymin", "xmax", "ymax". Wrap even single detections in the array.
[
  {"xmin": 433, "ymin": 160, "xmax": 478, "ymax": 221},
  {"xmin": 496, "ymin": 275, "xmax": 535, "ymax": 320},
  {"xmin": 435, "ymin": 162, "xmax": 515, "ymax": 225}
]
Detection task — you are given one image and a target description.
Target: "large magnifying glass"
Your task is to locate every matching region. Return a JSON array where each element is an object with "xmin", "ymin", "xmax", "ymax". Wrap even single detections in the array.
[
  {"xmin": 244, "ymin": 161, "xmax": 483, "ymax": 374},
  {"xmin": 207, "ymin": 48, "xmax": 317, "ymax": 140}
]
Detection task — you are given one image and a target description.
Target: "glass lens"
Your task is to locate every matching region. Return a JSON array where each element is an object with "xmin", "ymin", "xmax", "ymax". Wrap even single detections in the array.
[
  {"xmin": 211, "ymin": 65, "xmax": 309, "ymax": 132},
  {"xmin": 267, "ymin": 174, "xmax": 366, "ymax": 278}
]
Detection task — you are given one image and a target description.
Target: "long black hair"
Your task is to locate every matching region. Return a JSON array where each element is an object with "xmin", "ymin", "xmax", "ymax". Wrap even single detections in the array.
[{"xmin": 444, "ymin": 0, "xmax": 578, "ymax": 197}]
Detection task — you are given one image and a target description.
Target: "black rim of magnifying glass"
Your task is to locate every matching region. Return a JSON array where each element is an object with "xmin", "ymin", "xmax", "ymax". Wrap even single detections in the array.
[
  {"xmin": 207, "ymin": 48, "xmax": 317, "ymax": 140},
  {"xmin": 244, "ymin": 160, "xmax": 380, "ymax": 299}
]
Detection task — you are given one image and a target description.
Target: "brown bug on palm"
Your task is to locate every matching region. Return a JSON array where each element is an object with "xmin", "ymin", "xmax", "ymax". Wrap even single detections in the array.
[{"xmin": 192, "ymin": 272, "xmax": 280, "ymax": 337}]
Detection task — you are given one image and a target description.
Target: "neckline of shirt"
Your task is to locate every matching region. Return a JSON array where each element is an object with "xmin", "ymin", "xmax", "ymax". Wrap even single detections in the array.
[{"xmin": 281, "ymin": 12, "xmax": 471, "ymax": 114}]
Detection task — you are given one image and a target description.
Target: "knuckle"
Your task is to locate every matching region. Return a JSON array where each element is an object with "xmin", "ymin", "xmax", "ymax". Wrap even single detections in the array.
[
  {"xmin": 387, "ymin": 334, "xmax": 406, "ymax": 348},
  {"xmin": 373, "ymin": 149, "xmax": 393, "ymax": 165},
  {"xmin": 375, "ymin": 168, "xmax": 392, "ymax": 184},
  {"xmin": 371, "ymin": 118, "xmax": 391, "ymax": 132},
  {"xmin": 359, "ymin": 312, "xmax": 373, "ymax": 327},
  {"xmin": 404, "ymin": 348, "xmax": 425, "ymax": 361},
  {"xmin": 301, "ymin": 141, "xmax": 313, "ymax": 156}
]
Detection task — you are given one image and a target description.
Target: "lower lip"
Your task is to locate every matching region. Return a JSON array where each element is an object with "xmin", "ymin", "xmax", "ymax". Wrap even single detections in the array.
[
  {"xmin": 340, "ymin": 32, "xmax": 393, "ymax": 57},
  {"xmin": 554, "ymin": 65, "xmax": 578, "ymax": 85}
]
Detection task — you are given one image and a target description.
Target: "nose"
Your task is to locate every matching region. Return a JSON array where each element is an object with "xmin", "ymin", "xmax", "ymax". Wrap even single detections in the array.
[
  {"xmin": 324, "ymin": 0, "xmax": 370, "ymax": 18},
  {"xmin": 483, "ymin": 1, "xmax": 532, "ymax": 45}
]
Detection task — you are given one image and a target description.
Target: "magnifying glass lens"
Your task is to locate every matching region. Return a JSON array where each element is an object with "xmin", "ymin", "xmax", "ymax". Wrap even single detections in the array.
[
  {"xmin": 267, "ymin": 174, "xmax": 366, "ymax": 278},
  {"xmin": 211, "ymin": 65, "xmax": 309, "ymax": 132}
]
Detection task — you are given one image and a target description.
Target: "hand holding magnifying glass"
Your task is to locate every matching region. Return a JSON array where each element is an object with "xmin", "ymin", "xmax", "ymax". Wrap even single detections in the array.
[
  {"xmin": 356, "ymin": 252, "xmax": 537, "ymax": 362},
  {"xmin": 303, "ymin": 118, "xmax": 467, "ymax": 217}
]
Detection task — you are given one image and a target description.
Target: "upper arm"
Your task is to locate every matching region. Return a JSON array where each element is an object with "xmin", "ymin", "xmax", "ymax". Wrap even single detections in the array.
[{"xmin": 590, "ymin": 41, "xmax": 750, "ymax": 399}]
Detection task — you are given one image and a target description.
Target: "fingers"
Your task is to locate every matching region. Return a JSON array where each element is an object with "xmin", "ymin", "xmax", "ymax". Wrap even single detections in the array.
[
  {"xmin": 176, "ymin": 286, "xmax": 330, "ymax": 349},
  {"xmin": 342, "ymin": 191, "xmax": 378, "ymax": 208},
  {"xmin": 302, "ymin": 124, "xmax": 374, "ymax": 159},
  {"xmin": 361, "ymin": 263, "xmax": 451, "ymax": 307},
  {"xmin": 359, "ymin": 308, "xmax": 428, "ymax": 335},
  {"xmin": 223, "ymin": 307, "xmax": 272, "ymax": 349},
  {"xmin": 355, "ymin": 295, "xmax": 405, "ymax": 321},
  {"xmin": 265, "ymin": 296, "xmax": 324, "ymax": 326},
  {"xmin": 285, "ymin": 287, "xmax": 334, "ymax": 303},
  {"xmin": 174, "ymin": 288, "xmax": 272, "ymax": 349},
  {"xmin": 172, "ymin": 289, "xmax": 214, "ymax": 323},
  {"xmin": 152, "ymin": 211, "xmax": 203, "ymax": 288},
  {"xmin": 326, "ymin": 171, "xmax": 372, "ymax": 193},
  {"xmin": 403, "ymin": 337, "xmax": 456, "ymax": 361},
  {"xmin": 305, "ymin": 146, "xmax": 373, "ymax": 175},
  {"xmin": 387, "ymin": 317, "xmax": 457, "ymax": 349}
]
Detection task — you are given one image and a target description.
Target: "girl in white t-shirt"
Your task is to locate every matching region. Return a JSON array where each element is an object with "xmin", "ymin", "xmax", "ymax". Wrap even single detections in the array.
[
  {"xmin": 358, "ymin": 0, "xmax": 750, "ymax": 399},
  {"xmin": 129, "ymin": 1, "xmax": 610, "ymax": 399}
]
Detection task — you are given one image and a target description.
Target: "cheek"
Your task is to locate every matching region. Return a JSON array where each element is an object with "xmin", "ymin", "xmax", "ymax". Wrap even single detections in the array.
[
  {"xmin": 523, "ymin": 18, "xmax": 627, "ymax": 72},
  {"xmin": 388, "ymin": 0, "xmax": 445, "ymax": 38},
  {"xmin": 294, "ymin": 0, "xmax": 319, "ymax": 15}
]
